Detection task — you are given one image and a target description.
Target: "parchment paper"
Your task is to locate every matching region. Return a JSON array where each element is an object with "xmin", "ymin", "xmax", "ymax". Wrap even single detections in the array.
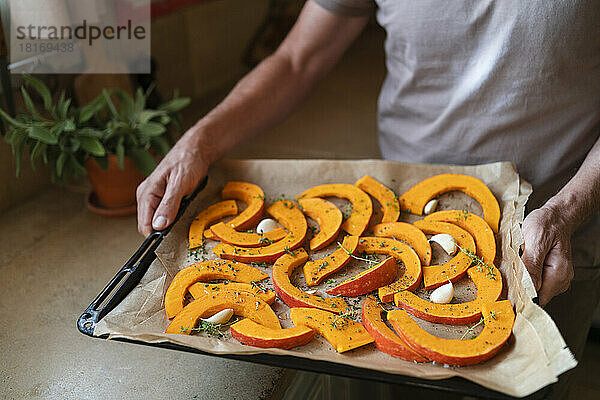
[{"xmin": 95, "ymin": 159, "xmax": 576, "ymax": 398}]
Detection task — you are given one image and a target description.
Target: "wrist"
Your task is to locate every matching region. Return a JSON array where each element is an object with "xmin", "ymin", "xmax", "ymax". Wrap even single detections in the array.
[
  {"xmin": 542, "ymin": 195, "xmax": 579, "ymax": 235},
  {"xmin": 184, "ymin": 122, "xmax": 219, "ymax": 167}
]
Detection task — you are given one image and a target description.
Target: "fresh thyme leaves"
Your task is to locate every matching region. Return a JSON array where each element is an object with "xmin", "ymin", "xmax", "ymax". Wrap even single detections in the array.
[
  {"xmin": 250, "ymin": 280, "xmax": 268, "ymax": 293},
  {"xmin": 259, "ymin": 237, "xmax": 273, "ymax": 245},
  {"xmin": 459, "ymin": 311, "xmax": 501, "ymax": 340},
  {"xmin": 458, "ymin": 245, "xmax": 496, "ymax": 280},
  {"xmin": 284, "ymin": 246, "xmax": 295, "ymax": 256},
  {"xmin": 330, "ymin": 309, "xmax": 359, "ymax": 329},
  {"xmin": 325, "ymin": 278, "xmax": 335, "ymax": 285},
  {"xmin": 336, "ymin": 242, "xmax": 378, "ymax": 265},
  {"xmin": 180, "ymin": 319, "xmax": 236, "ymax": 338},
  {"xmin": 188, "ymin": 244, "xmax": 208, "ymax": 262},
  {"xmin": 342, "ymin": 204, "xmax": 353, "ymax": 221},
  {"xmin": 250, "ymin": 261, "xmax": 269, "ymax": 268},
  {"xmin": 455, "ymin": 210, "xmax": 470, "ymax": 221}
]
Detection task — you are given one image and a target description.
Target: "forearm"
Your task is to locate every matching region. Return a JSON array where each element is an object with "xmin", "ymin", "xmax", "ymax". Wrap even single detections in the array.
[{"xmin": 544, "ymin": 135, "xmax": 600, "ymax": 233}]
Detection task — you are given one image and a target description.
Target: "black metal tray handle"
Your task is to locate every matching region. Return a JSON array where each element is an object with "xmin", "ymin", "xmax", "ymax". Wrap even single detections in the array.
[{"xmin": 77, "ymin": 176, "xmax": 208, "ymax": 336}]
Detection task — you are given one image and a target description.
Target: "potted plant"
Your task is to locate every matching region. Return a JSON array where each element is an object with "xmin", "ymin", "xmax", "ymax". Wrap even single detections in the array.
[{"xmin": 0, "ymin": 75, "xmax": 190, "ymax": 215}]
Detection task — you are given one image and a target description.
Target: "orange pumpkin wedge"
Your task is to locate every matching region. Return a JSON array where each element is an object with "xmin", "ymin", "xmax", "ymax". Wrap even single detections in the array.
[
  {"xmin": 189, "ymin": 200, "xmax": 238, "ymax": 249},
  {"xmin": 388, "ymin": 300, "xmax": 515, "ymax": 366},
  {"xmin": 355, "ymin": 175, "xmax": 400, "ymax": 223},
  {"xmin": 413, "ymin": 220, "xmax": 476, "ymax": 290},
  {"xmin": 303, "ymin": 235, "xmax": 360, "ymax": 287},
  {"xmin": 230, "ymin": 319, "xmax": 316, "ymax": 349},
  {"xmin": 361, "ymin": 296, "xmax": 428, "ymax": 362},
  {"xmin": 291, "ymin": 307, "xmax": 374, "ymax": 353},
  {"xmin": 424, "ymin": 210, "xmax": 496, "ymax": 265},
  {"xmin": 166, "ymin": 289, "xmax": 281, "ymax": 334},
  {"xmin": 298, "ymin": 198, "xmax": 343, "ymax": 251},
  {"xmin": 204, "ymin": 181, "xmax": 266, "ymax": 239},
  {"xmin": 398, "ymin": 174, "xmax": 501, "ymax": 232},
  {"xmin": 372, "ymin": 222, "xmax": 432, "ymax": 266},
  {"xmin": 326, "ymin": 257, "xmax": 397, "ymax": 297},
  {"xmin": 272, "ymin": 248, "xmax": 349, "ymax": 314},
  {"xmin": 213, "ymin": 200, "xmax": 307, "ymax": 263},
  {"xmin": 210, "ymin": 222, "xmax": 287, "ymax": 248},
  {"xmin": 188, "ymin": 282, "xmax": 277, "ymax": 305},
  {"xmin": 297, "ymin": 184, "xmax": 372, "ymax": 236},
  {"xmin": 356, "ymin": 237, "xmax": 422, "ymax": 302},
  {"xmin": 394, "ymin": 264, "xmax": 502, "ymax": 325},
  {"xmin": 164, "ymin": 260, "xmax": 268, "ymax": 319}
]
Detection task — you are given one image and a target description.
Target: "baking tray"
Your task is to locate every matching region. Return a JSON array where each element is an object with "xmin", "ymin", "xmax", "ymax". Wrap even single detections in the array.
[{"xmin": 77, "ymin": 176, "xmax": 550, "ymax": 400}]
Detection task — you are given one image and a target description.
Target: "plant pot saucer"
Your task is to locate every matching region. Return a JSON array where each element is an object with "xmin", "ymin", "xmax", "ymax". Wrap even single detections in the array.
[{"xmin": 86, "ymin": 192, "xmax": 137, "ymax": 217}]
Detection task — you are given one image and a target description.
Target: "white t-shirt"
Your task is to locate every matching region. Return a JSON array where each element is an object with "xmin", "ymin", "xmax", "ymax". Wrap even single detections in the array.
[{"xmin": 314, "ymin": 0, "xmax": 600, "ymax": 266}]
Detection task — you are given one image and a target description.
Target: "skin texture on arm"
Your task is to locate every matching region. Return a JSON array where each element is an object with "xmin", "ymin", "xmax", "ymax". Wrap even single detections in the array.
[
  {"xmin": 522, "ymin": 136, "xmax": 600, "ymax": 306},
  {"xmin": 136, "ymin": 1, "xmax": 369, "ymax": 236}
]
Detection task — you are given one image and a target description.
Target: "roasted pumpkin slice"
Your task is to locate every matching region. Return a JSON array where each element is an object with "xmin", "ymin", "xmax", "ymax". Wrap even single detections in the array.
[
  {"xmin": 213, "ymin": 200, "xmax": 307, "ymax": 263},
  {"xmin": 413, "ymin": 220, "xmax": 476, "ymax": 290},
  {"xmin": 355, "ymin": 175, "xmax": 400, "ymax": 223},
  {"xmin": 326, "ymin": 257, "xmax": 397, "ymax": 297},
  {"xmin": 356, "ymin": 237, "xmax": 422, "ymax": 302},
  {"xmin": 372, "ymin": 222, "xmax": 432, "ymax": 266},
  {"xmin": 303, "ymin": 235, "xmax": 360, "ymax": 286},
  {"xmin": 424, "ymin": 210, "xmax": 496, "ymax": 265},
  {"xmin": 210, "ymin": 222, "xmax": 287, "ymax": 248},
  {"xmin": 297, "ymin": 184, "xmax": 372, "ymax": 236},
  {"xmin": 298, "ymin": 198, "xmax": 343, "ymax": 251},
  {"xmin": 230, "ymin": 318, "xmax": 316, "ymax": 349},
  {"xmin": 272, "ymin": 248, "xmax": 349, "ymax": 314},
  {"xmin": 361, "ymin": 296, "xmax": 428, "ymax": 362},
  {"xmin": 394, "ymin": 263, "xmax": 502, "ymax": 325},
  {"xmin": 388, "ymin": 300, "xmax": 515, "ymax": 366},
  {"xmin": 189, "ymin": 282, "xmax": 277, "ymax": 305},
  {"xmin": 204, "ymin": 181, "xmax": 266, "ymax": 239},
  {"xmin": 164, "ymin": 260, "xmax": 268, "ymax": 319},
  {"xmin": 189, "ymin": 200, "xmax": 238, "ymax": 249},
  {"xmin": 166, "ymin": 289, "xmax": 281, "ymax": 334},
  {"xmin": 398, "ymin": 173, "xmax": 501, "ymax": 232},
  {"xmin": 291, "ymin": 307, "xmax": 374, "ymax": 353}
]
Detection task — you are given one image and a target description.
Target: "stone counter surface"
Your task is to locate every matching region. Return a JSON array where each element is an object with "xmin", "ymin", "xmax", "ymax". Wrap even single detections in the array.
[{"xmin": 0, "ymin": 188, "xmax": 288, "ymax": 400}]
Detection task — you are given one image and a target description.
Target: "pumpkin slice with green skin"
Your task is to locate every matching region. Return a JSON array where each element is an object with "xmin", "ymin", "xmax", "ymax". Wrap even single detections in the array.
[
  {"xmin": 355, "ymin": 175, "xmax": 400, "ymax": 223},
  {"xmin": 297, "ymin": 184, "xmax": 372, "ymax": 236},
  {"xmin": 298, "ymin": 198, "xmax": 343, "ymax": 251},
  {"xmin": 424, "ymin": 210, "xmax": 496, "ymax": 265},
  {"xmin": 166, "ymin": 289, "xmax": 281, "ymax": 334},
  {"xmin": 372, "ymin": 222, "xmax": 432, "ymax": 266},
  {"xmin": 230, "ymin": 318, "xmax": 316, "ymax": 349},
  {"xmin": 213, "ymin": 200, "xmax": 307, "ymax": 263},
  {"xmin": 204, "ymin": 181, "xmax": 266, "ymax": 239},
  {"xmin": 189, "ymin": 282, "xmax": 277, "ymax": 305},
  {"xmin": 388, "ymin": 300, "xmax": 515, "ymax": 366},
  {"xmin": 210, "ymin": 222, "xmax": 287, "ymax": 248},
  {"xmin": 291, "ymin": 307, "xmax": 374, "ymax": 353},
  {"xmin": 164, "ymin": 260, "xmax": 268, "ymax": 319},
  {"xmin": 413, "ymin": 220, "xmax": 476, "ymax": 290},
  {"xmin": 326, "ymin": 257, "xmax": 397, "ymax": 297},
  {"xmin": 303, "ymin": 235, "xmax": 360, "ymax": 287},
  {"xmin": 394, "ymin": 264, "xmax": 502, "ymax": 325},
  {"xmin": 189, "ymin": 200, "xmax": 238, "ymax": 249},
  {"xmin": 398, "ymin": 174, "xmax": 501, "ymax": 232},
  {"xmin": 356, "ymin": 237, "xmax": 422, "ymax": 302},
  {"xmin": 361, "ymin": 296, "xmax": 428, "ymax": 362},
  {"xmin": 272, "ymin": 248, "xmax": 349, "ymax": 314}
]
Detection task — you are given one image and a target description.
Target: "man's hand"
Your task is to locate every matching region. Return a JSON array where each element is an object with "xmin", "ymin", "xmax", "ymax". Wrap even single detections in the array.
[
  {"xmin": 136, "ymin": 133, "xmax": 209, "ymax": 237},
  {"xmin": 521, "ymin": 205, "xmax": 575, "ymax": 307}
]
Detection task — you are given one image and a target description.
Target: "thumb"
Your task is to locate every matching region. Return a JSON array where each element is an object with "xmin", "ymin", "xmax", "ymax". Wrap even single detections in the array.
[
  {"xmin": 521, "ymin": 231, "xmax": 551, "ymax": 291},
  {"xmin": 152, "ymin": 178, "xmax": 185, "ymax": 231}
]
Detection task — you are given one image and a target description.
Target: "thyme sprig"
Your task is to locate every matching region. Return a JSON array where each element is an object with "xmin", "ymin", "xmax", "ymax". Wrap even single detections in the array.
[
  {"xmin": 330, "ymin": 309, "xmax": 359, "ymax": 329},
  {"xmin": 459, "ymin": 311, "xmax": 500, "ymax": 340},
  {"xmin": 458, "ymin": 245, "xmax": 496, "ymax": 280},
  {"xmin": 180, "ymin": 319, "xmax": 236, "ymax": 338},
  {"xmin": 337, "ymin": 242, "xmax": 378, "ymax": 265}
]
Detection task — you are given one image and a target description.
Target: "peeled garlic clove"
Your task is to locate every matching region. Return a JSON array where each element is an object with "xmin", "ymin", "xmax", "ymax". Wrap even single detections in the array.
[
  {"xmin": 424, "ymin": 199, "xmax": 438, "ymax": 215},
  {"xmin": 305, "ymin": 289, "xmax": 317, "ymax": 295},
  {"xmin": 430, "ymin": 282, "xmax": 454, "ymax": 304},
  {"xmin": 257, "ymin": 218, "xmax": 280, "ymax": 234},
  {"xmin": 429, "ymin": 233, "xmax": 457, "ymax": 255},
  {"xmin": 201, "ymin": 308, "xmax": 234, "ymax": 324}
]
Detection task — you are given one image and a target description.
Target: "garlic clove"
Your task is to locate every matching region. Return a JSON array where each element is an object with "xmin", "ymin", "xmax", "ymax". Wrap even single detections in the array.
[
  {"xmin": 257, "ymin": 218, "xmax": 281, "ymax": 234},
  {"xmin": 201, "ymin": 308, "xmax": 234, "ymax": 324},
  {"xmin": 430, "ymin": 282, "xmax": 454, "ymax": 304},
  {"xmin": 429, "ymin": 233, "xmax": 457, "ymax": 255},
  {"xmin": 424, "ymin": 199, "xmax": 439, "ymax": 215}
]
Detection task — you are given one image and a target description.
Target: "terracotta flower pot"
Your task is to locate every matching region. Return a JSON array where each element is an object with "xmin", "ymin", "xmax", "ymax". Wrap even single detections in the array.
[{"xmin": 85, "ymin": 155, "xmax": 145, "ymax": 209}]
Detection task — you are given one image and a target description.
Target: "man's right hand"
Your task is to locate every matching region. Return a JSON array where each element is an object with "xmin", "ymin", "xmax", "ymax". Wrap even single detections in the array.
[{"xmin": 136, "ymin": 132, "xmax": 209, "ymax": 237}]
